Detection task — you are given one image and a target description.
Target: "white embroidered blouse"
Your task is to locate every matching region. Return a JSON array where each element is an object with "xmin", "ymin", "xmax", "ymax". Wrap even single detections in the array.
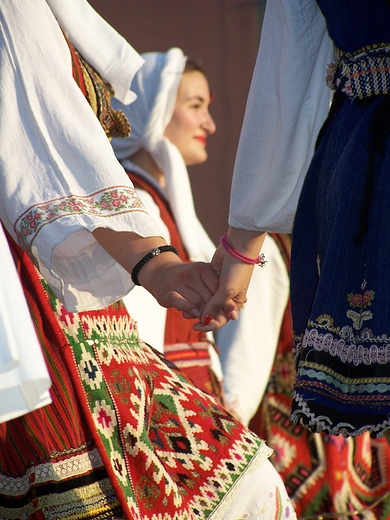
[{"xmin": 0, "ymin": 0, "xmax": 162, "ymax": 312}]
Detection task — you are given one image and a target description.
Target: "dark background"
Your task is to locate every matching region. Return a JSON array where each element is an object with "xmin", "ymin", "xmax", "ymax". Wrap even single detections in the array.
[{"xmin": 89, "ymin": 0, "xmax": 265, "ymax": 243}]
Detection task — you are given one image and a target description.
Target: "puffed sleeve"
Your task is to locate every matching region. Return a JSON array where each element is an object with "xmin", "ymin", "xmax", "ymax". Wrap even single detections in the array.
[
  {"xmin": 0, "ymin": 0, "xmax": 162, "ymax": 311},
  {"xmin": 229, "ymin": 0, "xmax": 334, "ymax": 233}
]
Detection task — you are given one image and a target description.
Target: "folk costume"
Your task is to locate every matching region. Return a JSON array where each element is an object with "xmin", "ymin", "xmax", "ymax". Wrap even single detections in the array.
[
  {"xmin": 216, "ymin": 234, "xmax": 289, "ymax": 425},
  {"xmin": 111, "ymin": 49, "xmax": 290, "ymax": 424},
  {"xmin": 0, "ymin": 1, "xmax": 295, "ymax": 518},
  {"xmin": 122, "ymin": 164, "xmax": 225, "ymax": 401},
  {"xmin": 249, "ymin": 234, "xmax": 390, "ymax": 518},
  {"xmin": 111, "ymin": 49, "xmax": 225, "ymax": 401},
  {"xmin": 230, "ymin": 0, "xmax": 390, "ymax": 437}
]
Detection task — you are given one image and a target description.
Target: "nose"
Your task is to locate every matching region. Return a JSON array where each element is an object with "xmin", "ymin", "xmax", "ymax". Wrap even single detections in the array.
[{"xmin": 203, "ymin": 111, "xmax": 216, "ymax": 135}]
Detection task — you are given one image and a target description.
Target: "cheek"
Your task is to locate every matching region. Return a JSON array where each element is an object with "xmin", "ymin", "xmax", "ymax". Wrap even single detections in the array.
[
  {"xmin": 165, "ymin": 117, "xmax": 194, "ymax": 147},
  {"xmin": 168, "ymin": 110, "xmax": 197, "ymax": 135},
  {"xmin": 164, "ymin": 118, "xmax": 183, "ymax": 144},
  {"xmin": 183, "ymin": 146, "xmax": 208, "ymax": 167},
  {"xmin": 165, "ymin": 126, "xmax": 185, "ymax": 150}
]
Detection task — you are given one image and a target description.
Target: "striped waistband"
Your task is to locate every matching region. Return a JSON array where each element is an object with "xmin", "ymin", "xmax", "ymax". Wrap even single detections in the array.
[{"xmin": 326, "ymin": 44, "xmax": 390, "ymax": 99}]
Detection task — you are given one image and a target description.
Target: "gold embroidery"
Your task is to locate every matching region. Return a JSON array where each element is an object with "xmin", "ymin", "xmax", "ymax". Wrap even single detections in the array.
[{"xmin": 76, "ymin": 50, "xmax": 131, "ymax": 139}]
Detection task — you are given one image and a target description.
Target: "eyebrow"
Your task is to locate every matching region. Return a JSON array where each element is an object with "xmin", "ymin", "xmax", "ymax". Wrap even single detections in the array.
[{"xmin": 186, "ymin": 95, "xmax": 207, "ymax": 103}]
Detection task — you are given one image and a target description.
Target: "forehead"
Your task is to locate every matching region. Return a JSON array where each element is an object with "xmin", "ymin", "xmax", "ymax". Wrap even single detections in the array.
[{"xmin": 176, "ymin": 70, "xmax": 210, "ymax": 101}]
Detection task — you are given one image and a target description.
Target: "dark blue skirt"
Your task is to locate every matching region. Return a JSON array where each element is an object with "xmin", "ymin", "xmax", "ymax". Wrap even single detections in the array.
[{"xmin": 290, "ymin": 93, "xmax": 390, "ymax": 437}]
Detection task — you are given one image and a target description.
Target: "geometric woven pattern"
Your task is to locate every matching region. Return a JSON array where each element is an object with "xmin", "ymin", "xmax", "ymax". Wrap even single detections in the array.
[
  {"xmin": 327, "ymin": 44, "xmax": 390, "ymax": 100},
  {"xmin": 0, "ymin": 39, "xmax": 269, "ymax": 519},
  {"xmin": 1, "ymin": 35, "xmax": 269, "ymax": 520},
  {"xmin": 54, "ymin": 296, "xmax": 266, "ymax": 519},
  {"xmin": 0, "ymin": 239, "xmax": 268, "ymax": 520}
]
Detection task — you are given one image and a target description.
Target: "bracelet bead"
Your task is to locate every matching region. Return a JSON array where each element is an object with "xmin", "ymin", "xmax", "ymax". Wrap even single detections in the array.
[{"xmin": 131, "ymin": 245, "xmax": 179, "ymax": 286}]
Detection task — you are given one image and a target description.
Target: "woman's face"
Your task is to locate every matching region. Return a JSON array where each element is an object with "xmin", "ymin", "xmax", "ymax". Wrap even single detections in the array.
[{"xmin": 164, "ymin": 70, "xmax": 216, "ymax": 166}]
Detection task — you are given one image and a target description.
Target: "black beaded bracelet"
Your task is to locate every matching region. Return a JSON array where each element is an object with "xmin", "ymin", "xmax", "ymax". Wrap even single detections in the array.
[{"xmin": 131, "ymin": 245, "xmax": 179, "ymax": 286}]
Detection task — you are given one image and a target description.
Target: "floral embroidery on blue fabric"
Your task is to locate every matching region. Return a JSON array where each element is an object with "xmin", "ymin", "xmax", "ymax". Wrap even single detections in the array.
[
  {"xmin": 295, "ymin": 281, "xmax": 390, "ymax": 367},
  {"xmin": 346, "ymin": 281, "xmax": 375, "ymax": 330},
  {"xmin": 291, "ymin": 276, "xmax": 390, "ymax": 436}
]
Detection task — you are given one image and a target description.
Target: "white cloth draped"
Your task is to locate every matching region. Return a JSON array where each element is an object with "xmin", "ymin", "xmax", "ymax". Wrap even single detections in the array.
[
  {"xmin": 111, "ymin": 48, "xmax": 216, "ymax": 263},
  {"xmin": 220, "ymin": 0, "xmax": 334, "ymax": 423},
  {"xmin": 229, "ymin": 0, "xmax": 334, "ymax": 233},
  {"xmin": 0, "ymin": 0, "xmax": 162, "ymax": 313},
  {"xmin": 46, "ymin": 0, "xmax": 143, "ymax": 105},
  {"xmin": 0, "ymin": 226, "xmax": 52, "ymax": 423},
  {"xmin": 222, "ymin": 0, "xmax": 334, "ymax": 423},
  {"xmin": 0, "ymin": 4, "xmax": 297, "ymax": 511}
]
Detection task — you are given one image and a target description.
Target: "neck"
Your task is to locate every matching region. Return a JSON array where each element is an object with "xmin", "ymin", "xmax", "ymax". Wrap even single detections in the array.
[{"xmin": 129, "ymin": 149, "xmax": 165, "ymax": 188}]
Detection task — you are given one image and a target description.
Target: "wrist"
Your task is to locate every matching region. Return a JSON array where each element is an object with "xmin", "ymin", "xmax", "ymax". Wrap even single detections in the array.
[
  {"xmin": 221, "ymin": 232, "xmax": 267, "ymax": 267},
  {"xmin": 137, "ymin": 252, "xmax": 182, "ymax": 295},
  {"xmin": 131, "ymin": 245, "xmax": 179, "ymax": 286},
  {"xmin": 226, "ymin": 227, "xmax": 266, "ymax": 259}
]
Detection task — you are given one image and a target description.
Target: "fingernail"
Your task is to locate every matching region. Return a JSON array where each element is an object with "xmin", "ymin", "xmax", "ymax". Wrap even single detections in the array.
[
  {"xmin": 203, "ymin": 314, "xmax": 212, "ymax": 326},
  {"xmin": 229, "ymin": 310, "xmax": 238, "ymax": 321},
  {"xmin": 190, "ymin": 308, "xmax": 200, "ymax": 317}
]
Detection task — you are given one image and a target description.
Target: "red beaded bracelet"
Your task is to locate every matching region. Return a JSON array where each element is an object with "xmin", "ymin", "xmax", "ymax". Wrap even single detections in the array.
[{"xmin": 221, "ymin": 232, "xmax": 268, "ymax": 267}]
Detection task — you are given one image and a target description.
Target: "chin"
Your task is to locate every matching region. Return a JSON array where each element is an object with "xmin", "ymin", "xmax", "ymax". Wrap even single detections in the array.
[{"xmin": 186, "ymin": 151, "xmax": 208, "ymax": 166}]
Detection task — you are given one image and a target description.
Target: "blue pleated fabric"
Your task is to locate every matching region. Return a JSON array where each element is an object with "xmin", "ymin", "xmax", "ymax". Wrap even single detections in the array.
[{"xmin": 290, "ymin": 0, "xmax": 390, "ymax": 437}]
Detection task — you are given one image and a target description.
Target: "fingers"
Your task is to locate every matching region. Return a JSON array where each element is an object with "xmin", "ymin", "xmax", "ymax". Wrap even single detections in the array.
[
  {"xmin": 199, "ymin": 292, "xmax": 237, "ymax": 329},
  {"xmin": 143, "ymin": 253, "xmax": 253, "ymax": 332},
  {"xmin": 182, "ymin": 310, "xmax": 198, "ymax": 320},
  {"xmin": 174, "ymin": 263, "xmax": 215, "ymax": 307},
  {"xmin": 165, "ymin": 292, "xmax": 202, "ymax": 318},
  {"xmin": 180, "ymin": 263, "xmax": 241, "ymax": 329},
  {"xmin": 156, "ymin": 262, "xmax": 217, "ymax": 315},
  {"xmin": 192, "ymin": 308, "xmax": 233, "ymax": 332},
  {"xmin": 199, "ymin": 259, "xmax": 253, "ymax": 328},
  {"xmin": 162, "ymin": 290, "xmax": 236, "ymax": 327},
  {"xmin": 158, "ymin": 262, "xmax": 240, "ymax": 331},
  {"xmin": 199, "ymin": 260, "xmax": 220, "ymax": 292}
]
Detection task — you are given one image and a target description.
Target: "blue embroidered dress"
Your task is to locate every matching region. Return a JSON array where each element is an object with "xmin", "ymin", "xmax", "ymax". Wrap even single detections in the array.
[{"xmin": 290, "ymin": 0, "xmax": 390, "ymax": 436}]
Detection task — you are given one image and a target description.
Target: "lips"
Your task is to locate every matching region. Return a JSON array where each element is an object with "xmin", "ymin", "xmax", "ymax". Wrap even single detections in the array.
[{"xmin": 194, "ymin": 136, "xmax": 206, "ymax": 145}]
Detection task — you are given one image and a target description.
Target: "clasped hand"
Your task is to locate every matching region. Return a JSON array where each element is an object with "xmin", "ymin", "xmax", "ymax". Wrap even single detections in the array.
[
  {"xmin": 92, "ymin": 227, "xmax": 261, "ymax": 332},
  {"xmin": 138, "ymin": 253, "xmax": 239, "ymax": 331}
]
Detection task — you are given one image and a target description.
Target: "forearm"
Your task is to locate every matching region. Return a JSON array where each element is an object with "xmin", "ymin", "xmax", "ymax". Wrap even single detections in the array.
[
  {"xmin": 92, "ymin": 227, "xmax": 228, "ymax": 327},
  {"xmin": 92, "ymin": 228, "xmax": 177, "ymax": 278}
]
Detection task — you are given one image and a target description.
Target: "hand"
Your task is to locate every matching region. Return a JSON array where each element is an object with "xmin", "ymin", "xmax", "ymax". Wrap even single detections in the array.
[
  {"xmin": 92, "ymin": 228, "xmax": 240, "ymax": 331},
  {"xmin": 138, "ymin": 254, "xmax": 238, "ymax": 331},
  {"xmin": 199, "ymin": 228, "xmax": 266, "ymax": 329}
]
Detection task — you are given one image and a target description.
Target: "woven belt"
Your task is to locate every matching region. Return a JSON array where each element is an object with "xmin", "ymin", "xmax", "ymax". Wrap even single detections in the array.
[{"xmin": 326, "ymin": 44, "xmax": 390, "ymax": 99}]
